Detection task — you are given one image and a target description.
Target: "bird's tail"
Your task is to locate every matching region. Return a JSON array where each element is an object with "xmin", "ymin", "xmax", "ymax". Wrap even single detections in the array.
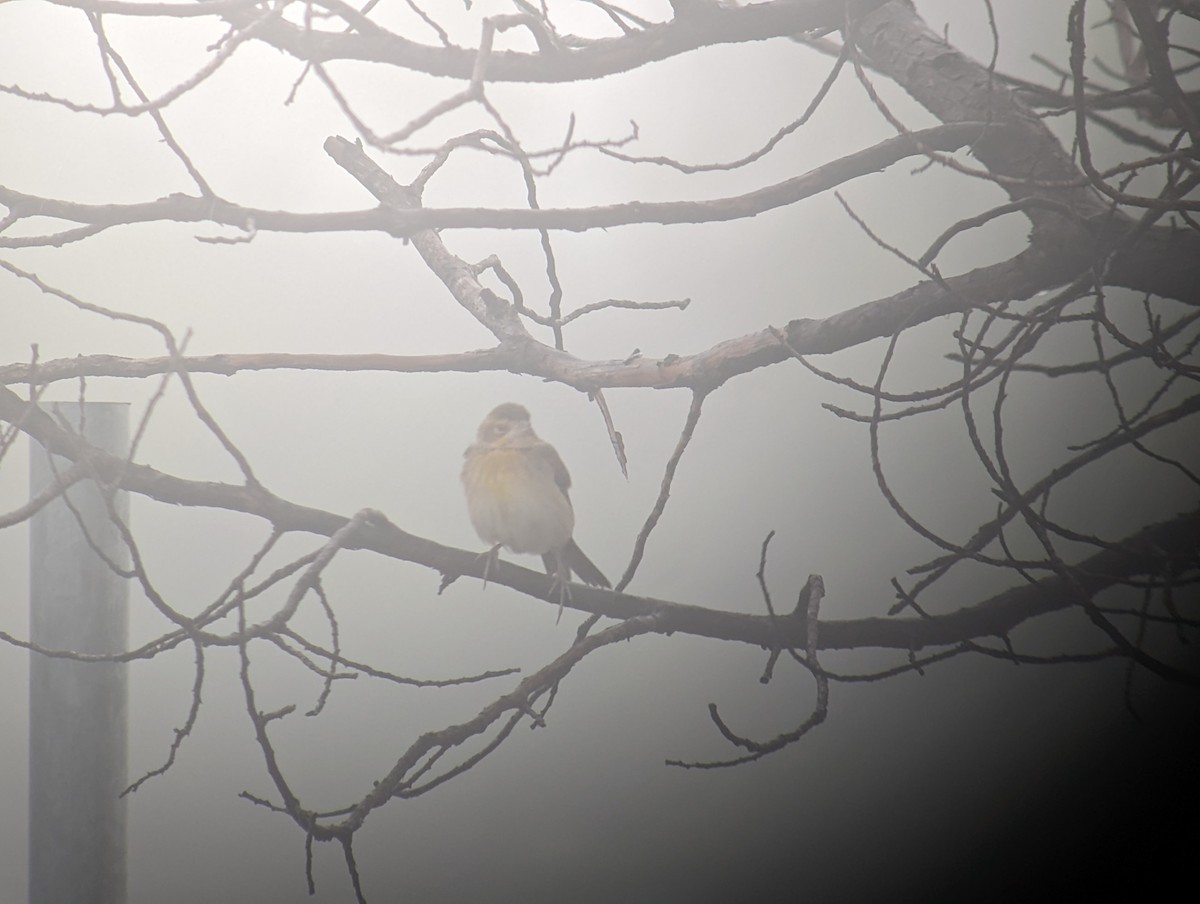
[{"xmin": 543, "ymin": 539, "xmax": 610, "ymax": 589}]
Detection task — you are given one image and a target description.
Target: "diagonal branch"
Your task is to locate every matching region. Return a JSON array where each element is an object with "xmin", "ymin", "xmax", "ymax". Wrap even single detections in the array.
[{"xmin": 3, "ymin": 384, "xmax": 1196, "ymax": 658}]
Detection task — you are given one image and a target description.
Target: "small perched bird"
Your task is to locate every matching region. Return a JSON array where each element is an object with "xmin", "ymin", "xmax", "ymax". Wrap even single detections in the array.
[{"xmin": 462, "ymin": 403, "xmax": 610, "ymax": 618}]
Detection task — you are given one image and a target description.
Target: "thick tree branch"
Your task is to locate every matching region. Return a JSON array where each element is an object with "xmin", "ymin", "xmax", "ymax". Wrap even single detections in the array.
[
  {"xmin": 223, "ymin": 0, "xmax": 885, "ymax": 83},
  {"xmin": 0, "ymin": 122, "xmax": 1001, "ymax": 241},
  {"xmin": 10, "ymin": 228, "xmax": 1197, "ymax": 395},
  {"xmin": 4, "ymin": 384, "xmax": 1195, "ymax": 659},
  {"xmin": 0, "ymin": 250, "xmax": 1064, "ymax": 394}
]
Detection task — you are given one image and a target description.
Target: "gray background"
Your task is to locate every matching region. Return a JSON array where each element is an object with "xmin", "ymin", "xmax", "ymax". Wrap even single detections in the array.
[{"xmin": 2, "ymin": 2, "xmax": 1197, "ymax": 901}]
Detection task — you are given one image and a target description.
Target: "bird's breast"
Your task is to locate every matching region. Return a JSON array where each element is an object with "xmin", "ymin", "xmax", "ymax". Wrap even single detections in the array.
[{"xmin": 463, "ymin": 448, "xmax": 574, "ymax": 554}]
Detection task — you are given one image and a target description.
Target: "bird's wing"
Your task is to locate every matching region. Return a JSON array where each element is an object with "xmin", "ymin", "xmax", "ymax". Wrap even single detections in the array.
[{"xmin": 532, "ymin": 440, "xmax": 573, "ymax": 499}]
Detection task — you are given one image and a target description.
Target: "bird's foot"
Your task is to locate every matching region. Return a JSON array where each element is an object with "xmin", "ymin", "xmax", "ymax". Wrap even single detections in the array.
[
  {"xmin": 478, "ymin": 544, "xmax": 502, "ymax": 590},
  {"xmin": 551, "ymin": 575, "xmax": 573, "ymax": 624}
]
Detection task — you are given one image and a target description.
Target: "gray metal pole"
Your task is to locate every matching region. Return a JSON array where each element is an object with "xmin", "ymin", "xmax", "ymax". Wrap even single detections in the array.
[{"xmin": 29, "ymin": 401, "xmax": 130, "ymax": 904}]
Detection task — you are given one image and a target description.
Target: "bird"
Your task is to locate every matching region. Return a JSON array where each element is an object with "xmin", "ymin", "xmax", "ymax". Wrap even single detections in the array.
[{"xmin": 462, "ymin": 403, "xmax": 610, "ymax": 619}]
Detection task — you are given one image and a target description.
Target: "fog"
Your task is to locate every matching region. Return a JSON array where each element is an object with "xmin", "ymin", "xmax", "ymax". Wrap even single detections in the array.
[{"xmin": 2, "ymin": 2, "xmax": 1197, "ymax": 902}]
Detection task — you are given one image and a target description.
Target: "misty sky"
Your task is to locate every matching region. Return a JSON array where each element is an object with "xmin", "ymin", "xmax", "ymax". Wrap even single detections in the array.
[{"xmin": 2, "ymin": 2, "xmax": 1198, "ymax": 902}]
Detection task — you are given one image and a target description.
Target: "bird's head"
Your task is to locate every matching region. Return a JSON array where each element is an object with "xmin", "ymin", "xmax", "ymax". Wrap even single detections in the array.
[{"xmin": 477, "ymin": 403, "xmax": 535, "ymax": 445}]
